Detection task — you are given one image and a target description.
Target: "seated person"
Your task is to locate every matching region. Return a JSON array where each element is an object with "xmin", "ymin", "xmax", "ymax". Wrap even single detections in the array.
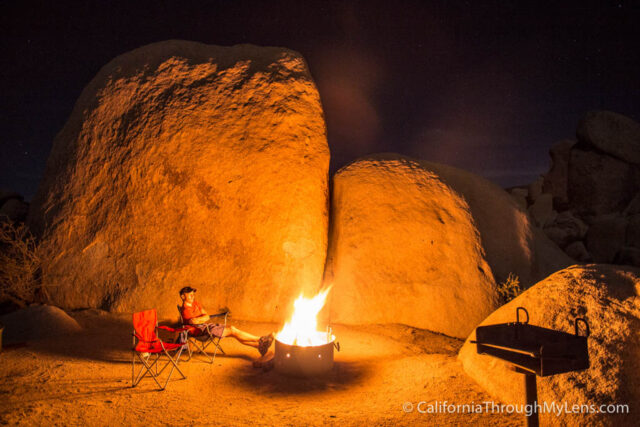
[{"xmin": 179, "ymin": 286, "xmax": 274, "ymax": 356}]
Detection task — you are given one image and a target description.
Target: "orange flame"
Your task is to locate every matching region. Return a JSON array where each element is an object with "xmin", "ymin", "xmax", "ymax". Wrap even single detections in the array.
[{"xmin": 276, "ymin": 287, "xmax": 333, "ymax": 347}]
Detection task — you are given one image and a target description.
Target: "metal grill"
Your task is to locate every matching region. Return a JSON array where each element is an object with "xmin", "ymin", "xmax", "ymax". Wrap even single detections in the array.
[{"xmin": 471, "ymin": 307, "xmax": 590, "ymax": 426}]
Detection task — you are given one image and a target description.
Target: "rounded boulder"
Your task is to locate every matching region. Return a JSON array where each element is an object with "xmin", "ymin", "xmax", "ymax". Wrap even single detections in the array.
[
  {"xmin": 28, "ymin": 41, "xmax": 330, "ymax": 321},
  {"xmin": 324, "ymin": 154, "xmax": 499, "ymax": 338}
]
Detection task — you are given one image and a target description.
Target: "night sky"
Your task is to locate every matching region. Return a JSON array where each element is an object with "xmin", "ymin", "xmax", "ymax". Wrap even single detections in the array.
[{"xmin": 2, "ymin": 0, "xmax": 639, "ymax": 200}]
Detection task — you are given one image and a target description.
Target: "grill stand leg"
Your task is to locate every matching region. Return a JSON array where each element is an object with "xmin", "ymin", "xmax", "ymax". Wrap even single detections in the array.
[{"xmin": 517, "ymin": 369, "xmax": 539, "ymax": 427}]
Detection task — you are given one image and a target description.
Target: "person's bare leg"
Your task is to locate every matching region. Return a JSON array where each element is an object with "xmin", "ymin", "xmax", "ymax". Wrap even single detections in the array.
[{"xmin": 222, "ymin": 326, "xmax": 261, "ymax": 348}]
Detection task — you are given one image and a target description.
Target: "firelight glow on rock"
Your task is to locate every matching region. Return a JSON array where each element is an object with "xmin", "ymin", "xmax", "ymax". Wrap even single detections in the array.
[{"xmin": 276, "ymin": 287, "xmax": 333, "ymax": 346}]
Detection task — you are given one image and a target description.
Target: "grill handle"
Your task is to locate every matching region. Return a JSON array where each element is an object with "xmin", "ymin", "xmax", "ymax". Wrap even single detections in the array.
[
  {"xmin": 516, "ymin": 307, "xmax": 529, "ymax": 324},
  {"xmin": 574, "ymin": 318, "xmax": 590, "ymax": 337},
  {"xmin": 334, "ymin": 341, "xmax": 340, "ymax": 352}
]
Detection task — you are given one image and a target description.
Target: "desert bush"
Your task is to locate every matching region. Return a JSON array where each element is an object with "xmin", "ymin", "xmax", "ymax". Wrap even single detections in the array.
[
  {"xmin": 0, "ymin": 218, "xmax": 47, "ymax": 307},
  {"xmin": 497, "ymin": 272, "xmax": 522, "ymax": 305}
]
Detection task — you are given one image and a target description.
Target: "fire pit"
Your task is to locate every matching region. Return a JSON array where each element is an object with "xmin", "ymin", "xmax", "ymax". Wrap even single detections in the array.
[
  {"xmin": 274, "ymin": 332, "xmax": 340, "ymax": 376},
  {"xmin": 274, "ymin": 288, "xmax": 340, "ymax": 376}
]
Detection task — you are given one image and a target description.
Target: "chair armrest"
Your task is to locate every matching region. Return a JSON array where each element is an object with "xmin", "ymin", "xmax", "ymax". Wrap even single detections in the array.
[
  {"xmin": 157, "ymin": 325, "xmax": 189, "ymax": 333},
  {"xmin": 133, "ymin": 332, "xmax": 160, "ymax": 343},
  {"xmin": 210, "ymin": 310, "xmax": 229, "ymax": 318}
]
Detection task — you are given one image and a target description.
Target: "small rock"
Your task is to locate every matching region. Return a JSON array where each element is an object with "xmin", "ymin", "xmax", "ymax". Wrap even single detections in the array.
[
  {"xmin": 0, "ymin": 190, "xmax": 23, "ymax": 208},
  {"xmin": 0, "ymin": 198, "xmax": 29, "ymax": 223},
  {"xmin": 543, "ymin": 211, "xmax": 589, "ymax": 248},
  {"xmin": 564, "ymin": 241, "xmax": 591, "ymax": 262},
  {"xmin": 0, "ymin": 305, "xmax": 82, "ymax": 344}
]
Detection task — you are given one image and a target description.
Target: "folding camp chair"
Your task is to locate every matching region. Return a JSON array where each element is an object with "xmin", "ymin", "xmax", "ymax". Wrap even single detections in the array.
[
  {"xmin": 132, "ymin": 309, "xmax": 189, "ymax": 390},
  {"xmin": 177, "ymin": 305, "xmax": 229, "ymax": 364}
]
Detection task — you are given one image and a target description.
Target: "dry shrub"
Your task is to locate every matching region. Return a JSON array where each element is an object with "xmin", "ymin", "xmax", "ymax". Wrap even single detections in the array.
[
  {"xmin": 0, "ymin": 218, "xmax": 47, "ymax": 307},
  {"xmin": 497, "ymin": 272, "xmax": 522, "ymax": 305}
]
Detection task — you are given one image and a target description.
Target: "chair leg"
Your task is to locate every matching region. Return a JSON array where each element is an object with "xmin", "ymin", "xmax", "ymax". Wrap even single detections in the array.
[
  {"xmin": 133, "ymin": 353, "xmax": 164, "ymax": 390},
  {"xmin": 212, "ymin": 338, "xmax": 225, "ymax": 355},
  {"xmin": 196, "ymin": 339, "xmax": 214, "ymax": 363},
  {"xmin": 133, "ymin": 349, "xmax": 187, "ymax": 391},
  {"xmin": 159, "ymin": 346, "xmax": 188, "ymax": 390},
  {"xmin": 183, "ymin": 330, "xmax": 225, "ymax": 364}
]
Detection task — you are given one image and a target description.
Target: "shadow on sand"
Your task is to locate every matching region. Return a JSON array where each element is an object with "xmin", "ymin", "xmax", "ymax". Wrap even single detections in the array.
[
  {"xmin": 230, "ymin": 360, "xmax": 373, "ymax": 396},
  {"xmin": 29, "ymin": 312, "xmax": 256, "ymax": 367}
]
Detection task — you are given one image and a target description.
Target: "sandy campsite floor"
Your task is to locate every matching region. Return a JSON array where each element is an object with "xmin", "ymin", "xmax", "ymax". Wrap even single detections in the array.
[{"xmin": 0, "ymin": 310, "xmax": 521, "ymax": 426}]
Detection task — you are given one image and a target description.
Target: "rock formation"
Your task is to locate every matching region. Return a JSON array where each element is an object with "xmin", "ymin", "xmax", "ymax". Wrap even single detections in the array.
[
  {"xmin": 324, "ymin": 154, "xmax": 571, "ymax": 338},
  {"xmin": 459, "ymin": 264, "xmax": 640, "ymax": 426},
  {"xmin": 323, "ymin": 155, "xmax": 498, "ymax": 338},
  {"xmin": 576, "ymin": 110, "xmax": 640, "ymax": 165},
  {"xmin": 27, "ymin": 41, "xmax": 330, "ymax": 321},
  {"xmin": 568, "ymin": 148, "xmax": 636, "ymax": 216},
  {"xmin": 519, "ymin": 111, "xmax": 640, "ymax": 267},
  {"xmin": 543, "ymin": 211, "xmax": 588, "ymax": 249}
]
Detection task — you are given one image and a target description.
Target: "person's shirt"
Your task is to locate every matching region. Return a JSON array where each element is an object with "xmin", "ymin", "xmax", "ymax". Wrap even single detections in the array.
[{"xmin": 181, "ymin": 301, "xmax": 204, "ymax": 323}]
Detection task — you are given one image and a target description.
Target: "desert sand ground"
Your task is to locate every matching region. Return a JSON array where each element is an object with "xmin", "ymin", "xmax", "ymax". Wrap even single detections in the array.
[{"xmin": 0, "ymin": 310, "xmax": 521, "ymax": 426}]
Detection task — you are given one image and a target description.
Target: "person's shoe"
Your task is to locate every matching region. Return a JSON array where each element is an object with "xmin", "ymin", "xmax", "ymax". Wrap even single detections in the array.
[{"xmin": 258, "ymin": 333, "xmax": 274, "ymax": 356}]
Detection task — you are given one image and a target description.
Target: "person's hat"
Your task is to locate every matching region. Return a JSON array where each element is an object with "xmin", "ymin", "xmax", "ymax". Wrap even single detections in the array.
[{"xmin": 179, "ymin": 286, "xmax": 197, "ymax": 295}]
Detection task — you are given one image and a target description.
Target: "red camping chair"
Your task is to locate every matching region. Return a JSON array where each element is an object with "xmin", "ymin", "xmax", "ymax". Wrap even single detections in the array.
[
  {"xmin": 132, "ymin": 309, "xmax": 189, "ymax": 390},
  {"xmin": 177, "ymin": 305, "xmax": 229, "ymax": 364}
]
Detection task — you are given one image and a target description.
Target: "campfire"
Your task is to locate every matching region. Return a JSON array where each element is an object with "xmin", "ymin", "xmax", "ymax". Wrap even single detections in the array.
[{"xmin": 274, "ymin": 287, "xmax": 339, "ymax": 376}]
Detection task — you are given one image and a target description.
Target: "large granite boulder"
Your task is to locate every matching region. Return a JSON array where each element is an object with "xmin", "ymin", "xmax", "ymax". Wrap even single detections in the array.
[
  {"xmin": 567, "ymin": 148, "xmax": 636, "ymax": 216},
  {"xmin": 576, "ymin": 110, "xmax": 640, "ymax": 165},
  {"xmin": 323, "ymin": 155, "xmax": 498, "ymax": 338},
  {"xmin": 27, "ymin": 41, "xmax": 330, "ymax": 321},
  {"xmin": 542, "ymin": 139, "xmax": 575, "ymax": 210},
  {"xmin": 459, "ymin": 264, "xmax": 640, "ymax": 426}
]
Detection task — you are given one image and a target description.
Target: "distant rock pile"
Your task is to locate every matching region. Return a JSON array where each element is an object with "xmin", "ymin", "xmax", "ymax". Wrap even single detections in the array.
[
  {"xmin": 510, "ymin": 111, "xmax": 640, "ymax": 267},
  {"xmin": 0, "ymin": 190, "xmax": 29, "ymax": 223}
]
